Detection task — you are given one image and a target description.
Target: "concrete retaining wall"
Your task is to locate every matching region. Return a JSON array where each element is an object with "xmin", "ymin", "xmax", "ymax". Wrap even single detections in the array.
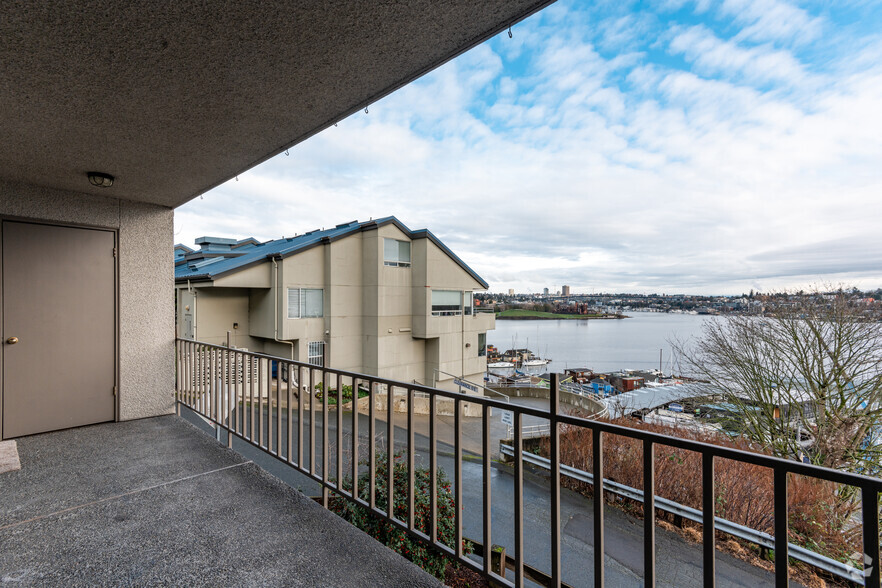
[{"xmin": 489, "ymin": 386, "xmax": 606, "ymax": 416}]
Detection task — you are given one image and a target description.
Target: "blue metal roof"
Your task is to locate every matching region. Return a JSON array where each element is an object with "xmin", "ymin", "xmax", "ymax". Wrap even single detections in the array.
[{"xmin": 174, "ymin": 216, "xmax": 489, "ymax": 288}]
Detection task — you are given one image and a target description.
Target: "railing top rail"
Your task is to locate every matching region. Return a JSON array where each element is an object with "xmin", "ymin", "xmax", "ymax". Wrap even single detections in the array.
[{"xmin": 176, "ymin": 338, "xmax": 882, "ymax": 490}]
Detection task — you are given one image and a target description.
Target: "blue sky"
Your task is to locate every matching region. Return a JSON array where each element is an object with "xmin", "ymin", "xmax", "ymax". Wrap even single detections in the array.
[{"xmin": 175, "ymin": 0, "xmax": 882, "ymax": 295}]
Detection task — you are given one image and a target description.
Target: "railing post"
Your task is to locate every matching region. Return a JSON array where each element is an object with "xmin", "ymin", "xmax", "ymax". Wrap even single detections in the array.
[
  {"xmin": 550, "ymin": 373, "xmax": 561, "ymax": 587},
  {"xmin": 351, "ymin": 377, "xmax": 360, "ymax": 500},
  {"xmin": 513, "ymin": 410, "xmax": 524, "ymax": 587},
  {"xmin": 309, "ymin": 367, "xmax": 316, "ymax": 474},
  {"xmin": 287, "ymin": 362, "xmax": 293, "ymax": 465},
  {"xmin": 455, "ymin": 397, "xmax": 463, "ymax": 559},
  {"xmin": 407, "ymin": 387, "xmax": 415, "ymax": 530},
  {"xmin": 593, "ymin": 428, "xmax": 604, "ymax": 588},
  {"xmin": 482, "ymin": 403, "xmax": 493, "ymax": 577},
  {"xmin": 174, "ymin": 340, "xmax": 180, "ymax": 413},
  {"xmin": 226, "ymin": 332, "xmax": 232, "ymax": 448},
  {"xmin": 429, "ymin": 393, "xmax": 437, "ymax": 545},
  {"xmin": 387, "ymin": 384, "xmax": 394, "ymax": 520},
  {"xmin": 703, "ymin": 451, "xmax": 715, "ymax": 588},
  {"xmin": 337, "ymin": 375, "xmax": 344, "ymax": 494},
  {"xmin": 644, "ymin": 439, "xmax": 655, "ymax": 588},
  {"xmin": 174, "ymin": 338, "xmax": 181, "ymax": 415},
  {"xmin": 774, "ymin": 468, "xmax": 789, "ymax": 588},
  {"xmin": 369, "ymin": 379, "xmax": 376, "ymax": 511},
  {"xmin": 863, "ymin": 486, "xmax": 880, "ymax": 588},
  {"xmin": 323, "ymin": 368, "xmax": 330, "ymax": 509},
  {"xmin": 297, "ymin": 365, "xmax": 304, "ymax": 467}
]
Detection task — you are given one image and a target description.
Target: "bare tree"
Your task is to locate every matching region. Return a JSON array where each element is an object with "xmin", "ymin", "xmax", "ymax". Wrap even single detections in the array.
[{"xmin": 676, "ymin": 289, "xmax": 882, "ymax": 474}]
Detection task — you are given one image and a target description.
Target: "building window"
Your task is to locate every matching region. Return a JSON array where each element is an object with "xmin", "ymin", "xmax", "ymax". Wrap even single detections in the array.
[
  {"xmin": 308, "ymin": 341, "xmax": 325, "ymax": 367},
  {"xmin": 383, "ymin": 238, "xmax": 411, "ymax": 267},
  {"xmin": 287, "ymin": 288, "xmax": 324, "ymax": 319},
  {"xmin": 431, "ymin": 290, "xmax": 462, "ymax": 316},
  {"xmin": 478, "ymin": 333, "xmax": 486, "ymax": 357},
  {"xmin": 464, "ymin": 291, "xmax": 473, "ymax": 316}
]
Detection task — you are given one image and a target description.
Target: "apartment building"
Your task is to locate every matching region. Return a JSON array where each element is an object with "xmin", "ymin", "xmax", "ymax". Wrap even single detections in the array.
[{"xmin": 175, "ymin": 217, "xmax": 494, "ymax": 393}]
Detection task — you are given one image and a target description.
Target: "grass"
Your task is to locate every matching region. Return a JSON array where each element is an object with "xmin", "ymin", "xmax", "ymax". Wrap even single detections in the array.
[{"xmin": 495, "ymin": 309, "xmax": 612, "ymax": 320}]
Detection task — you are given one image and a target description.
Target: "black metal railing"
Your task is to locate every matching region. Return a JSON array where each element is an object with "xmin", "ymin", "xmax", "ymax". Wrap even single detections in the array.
[{"xmin": 174, "ymin": 338, "xmax": 882, "ymax": 588}]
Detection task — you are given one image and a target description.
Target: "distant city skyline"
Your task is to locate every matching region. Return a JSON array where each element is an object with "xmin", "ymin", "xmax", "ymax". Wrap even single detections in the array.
[{"xmin": 175, "ymin": 0, "xmax": 882, "ymax": 295}]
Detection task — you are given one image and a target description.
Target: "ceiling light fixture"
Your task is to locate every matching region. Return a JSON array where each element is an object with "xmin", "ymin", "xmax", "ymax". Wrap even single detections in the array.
[{"xmin": 87, "ymin": 171, "xmax": 114, "ymax": 188}]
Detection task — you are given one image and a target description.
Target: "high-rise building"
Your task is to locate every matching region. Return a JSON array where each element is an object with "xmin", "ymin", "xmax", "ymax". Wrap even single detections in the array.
[
  {"xmin": 543, "ymin": 287, "xmax": 549, "ymax": 296},
  {"xmin": 562, "ymin": 285, "xmax": 571, "ymax": 296},
  {"xmin": 508, "ymin": 288, "xmax": 515, "ymax": 296}
]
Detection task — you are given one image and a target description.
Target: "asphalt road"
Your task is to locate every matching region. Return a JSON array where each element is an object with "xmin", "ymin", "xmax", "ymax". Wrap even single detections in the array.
[{"xmin": 181, "ymin": 401, "xmax": 799, "ymax": 588}]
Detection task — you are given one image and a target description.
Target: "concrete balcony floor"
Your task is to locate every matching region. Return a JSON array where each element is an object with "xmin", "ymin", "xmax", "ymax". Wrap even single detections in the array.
[{"xmin": 0, "ymin": 416, "xmax": 442, "ymax": 587}]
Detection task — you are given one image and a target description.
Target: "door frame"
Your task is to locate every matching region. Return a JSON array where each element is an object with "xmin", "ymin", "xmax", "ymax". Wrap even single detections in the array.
[{"xmin": 0, "ymin": 215, "xmax": 120, "ymax": 439}]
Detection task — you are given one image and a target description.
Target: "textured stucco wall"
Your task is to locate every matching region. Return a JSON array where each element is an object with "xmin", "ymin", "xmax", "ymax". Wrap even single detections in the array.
[
  {"xmin": 119, "ymin": 199, "xmax": 174, "ymax": 419},
  {"xmin": 0, "ymin": 178, "xmax": 174, "ymax": 421}
]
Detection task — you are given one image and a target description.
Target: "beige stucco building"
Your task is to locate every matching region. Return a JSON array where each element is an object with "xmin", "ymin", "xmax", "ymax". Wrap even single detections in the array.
[{"xmin": 175, "ymin": 217, "xmax": 494, "ymax": 394}]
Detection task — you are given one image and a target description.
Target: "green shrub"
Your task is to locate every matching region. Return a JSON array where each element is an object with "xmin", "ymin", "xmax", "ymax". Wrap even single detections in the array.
[
  {"xmin": 329, "ymin": 453, "xmax": 471, "ymax": 579},
  {"xmin": 314, "ymin": 383, "xmax": 369, "ymax": 405}
]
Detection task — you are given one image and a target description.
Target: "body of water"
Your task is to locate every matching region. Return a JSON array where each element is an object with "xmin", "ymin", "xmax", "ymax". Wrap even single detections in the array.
[{"xmin": 488, "ymin": 311, "xmax": 711, "ymax": 375}]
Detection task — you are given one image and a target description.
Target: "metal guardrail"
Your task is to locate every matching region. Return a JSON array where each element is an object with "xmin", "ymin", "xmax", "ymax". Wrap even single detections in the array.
[
  {"xmin": 499, "ymin": 445, "xmax": 868, "ymax": 584},
  {"xmin": 559, "ymin": 381, "xmax": 607, "ymax": 404},
  {"xmin": 175, "ymin": 339, "xmax": 882, "ymax": 588},
  {"xmin": 434, "ymin": 369, "xmax": 510, "ymax": 402},
  {"xmin": 513, "ymin": 423, "xmax": 551, "ymax": 440}
]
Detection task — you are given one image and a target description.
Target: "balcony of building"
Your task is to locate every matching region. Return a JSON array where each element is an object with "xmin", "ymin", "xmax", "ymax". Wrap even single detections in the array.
[
  {"xmin": 0, "ymin": 415, "xmax": 441, "ymax": 587},
  {"xmin": 2, "ymin": 340, "xmax": 881, "ymax": 586},
  {"xmin": 164, "ymin": 340, "xmax": 879, "ymax": 588}
]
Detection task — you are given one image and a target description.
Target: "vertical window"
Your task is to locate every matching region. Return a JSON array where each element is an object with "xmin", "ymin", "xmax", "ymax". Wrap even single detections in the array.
[
  {"xmin": 287, "ymin": 288, "xmax": 323, "ymax": 318},
  {"xmin": 478, "ymin": 333, "xmax": 486, "ymax": 357},
  {"xmin": 307, "ymin": 341, "xmax": 325, "ymax": 367},
  {"xmin": 287, "ymin": 288, "xmax": 300, "ymax": 319},
  {"xmin": 431, "ymin": 290, "xmax": 462, "ymax": 316},
  {"xmin": 383, "ymin": 238, "xmax": 411, "ymax": 267},
  {"xmin": 464, "ymin": 291, "xmax": 473, "ymax": 315},
  {"xmin": 301, "ymin": 288, "xmax": 323, "ymax": 317}
]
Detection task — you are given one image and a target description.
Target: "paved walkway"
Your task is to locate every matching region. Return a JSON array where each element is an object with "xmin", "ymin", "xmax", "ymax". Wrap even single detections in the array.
[{"xmin": 0, "ymin": 416, "xmax": 441, "ymax": 588}]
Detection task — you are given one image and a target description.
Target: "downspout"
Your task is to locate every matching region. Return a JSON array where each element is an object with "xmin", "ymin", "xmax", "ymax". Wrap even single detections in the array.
[
  {"xmin": 272, "ymin": 256, "xmax": 295, "ymax": 360},
  {"xmin": 461, "ymin": 291, "xmax": 465, "ymax": 380}
]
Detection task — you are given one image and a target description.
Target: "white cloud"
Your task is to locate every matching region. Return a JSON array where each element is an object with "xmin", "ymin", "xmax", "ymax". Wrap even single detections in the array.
[
  {"xmin": 719, "ymin": 0, "xmax": 823, "ymax": 45},
  {"xmin": 668, "ymin": 25, "xmax": 807, "ymax": 86},
  {"xmin": 176, "ymin": 1, "xmax": 882, "ymax": 295}
]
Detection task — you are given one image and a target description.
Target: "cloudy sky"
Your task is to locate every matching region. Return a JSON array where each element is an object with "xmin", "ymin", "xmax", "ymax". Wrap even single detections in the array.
[{"xmin": 175, "ymin": 0, "xmax": 882, "ymax": 296}]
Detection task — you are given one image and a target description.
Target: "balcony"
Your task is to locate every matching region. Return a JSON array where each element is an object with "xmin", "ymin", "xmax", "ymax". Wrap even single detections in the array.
[
  {"xmin": 170, "ymin": 340, "xmax": 881, "ymax": 588},
  {"xmin": 473, "ymin": 307, "xmax": 496, "ymax": 332},
  {"xmin": 4, "ymin": 340, "xmax": 879, "ymax": 587},
  {"xmin": 0, "ymin": 415, "xmax": 441, "ymax": 587}
]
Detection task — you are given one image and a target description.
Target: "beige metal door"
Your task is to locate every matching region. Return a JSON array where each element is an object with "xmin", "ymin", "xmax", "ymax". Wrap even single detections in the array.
[{"xmin": 2, "ymin": 221, "xmax": 116, "ymax": 439}]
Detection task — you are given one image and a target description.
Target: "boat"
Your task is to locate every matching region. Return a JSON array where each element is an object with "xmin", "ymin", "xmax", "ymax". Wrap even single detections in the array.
[
  {"xmin": 488, "ymin": 361, "xmax": 515, "ymax": 368},
  {"xmin": 522, "ymin": 358, "xmax": 551, "ymax": 367}
]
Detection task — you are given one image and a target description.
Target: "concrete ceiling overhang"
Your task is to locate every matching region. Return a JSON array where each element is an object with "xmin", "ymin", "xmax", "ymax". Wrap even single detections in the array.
[{"xmin": 1, "ymin": 1, "xmax": 556, "ymax": 209}]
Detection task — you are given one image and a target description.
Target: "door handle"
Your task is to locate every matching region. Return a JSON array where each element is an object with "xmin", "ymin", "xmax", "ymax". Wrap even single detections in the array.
[{"xmin": 6, "ymin": 337, "xmax": 19, "ymax": 345}]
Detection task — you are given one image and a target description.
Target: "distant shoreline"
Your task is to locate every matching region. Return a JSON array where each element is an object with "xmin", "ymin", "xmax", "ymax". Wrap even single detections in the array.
[{"xmin": 495, "ymin": 311, "xmax": 629, "ymax": 320}]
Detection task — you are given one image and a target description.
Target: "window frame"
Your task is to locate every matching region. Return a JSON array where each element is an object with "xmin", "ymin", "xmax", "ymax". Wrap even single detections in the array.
[
  {"xmin": 431, "ymin": 289, "xmax": 462, "ymax": 316},
  {"xmin": 287, "ymin": 287, "xmax": 324, "ymax": 319},
  {"xmin": 383, "ymin": 238, "xmax": 411, "ymax": 268},
  {"xmin": 307, "ymin": 340, "xmax": 325, "ymax": 367}
]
